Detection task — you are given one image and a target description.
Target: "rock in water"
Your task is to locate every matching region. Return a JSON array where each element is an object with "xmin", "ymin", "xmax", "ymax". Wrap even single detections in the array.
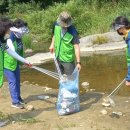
[
  {"xmin": 102, "ymin": 102, "xmax": 110, "ymax": 107},
  {"xmin": 37, "ymin": 95, "xmax": 50, "ymax": 100},
  {"xmin": 81, "ymin": 82, "xmax": 89, "ymax": 87}
]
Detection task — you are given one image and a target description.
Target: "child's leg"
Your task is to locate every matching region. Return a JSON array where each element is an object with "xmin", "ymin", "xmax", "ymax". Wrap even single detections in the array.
[
  {"xmin": 15, "ymin": 66, "xmax": 21, "ymax": 100},
  {"xmin": 125, "ymin": 66, "xmax": 130, "ymax": 86},
  {"xmin": 4, "ymin": 68, "xmax": 19, "ymax": 103}
]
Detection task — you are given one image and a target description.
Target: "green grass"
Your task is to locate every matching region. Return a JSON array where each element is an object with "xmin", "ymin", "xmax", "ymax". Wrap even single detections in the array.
[
  {"xmin": 5, "ymin": 0, "xmax": 130, "ymax": 52},
  {"xmin": 0, "ymin": 111, "xmax": 9, "ymax": 121},
  {"xmin": 92, "ymin": 36, "xmax": 109, "ymax": 45},
  {"xmin": 17, "ymin": 117, "xmax": 39, "ymax": 124},
  {"xmin": 0, "ymin": 111, "xmax": 41, "ymax": 124}
]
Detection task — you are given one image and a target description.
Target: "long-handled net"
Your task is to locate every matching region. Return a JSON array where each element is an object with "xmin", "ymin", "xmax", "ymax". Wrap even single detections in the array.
[
  {"xmin": 32, "ymin": 66, "xmax": 59, "ymax": 80},
  {"xmin": 103, "ymin": 78, "xmax": 125, "ymax": 107},
  {"xmin": 31, "ymin": 54, "xmax": 63, "ymax": 80}
]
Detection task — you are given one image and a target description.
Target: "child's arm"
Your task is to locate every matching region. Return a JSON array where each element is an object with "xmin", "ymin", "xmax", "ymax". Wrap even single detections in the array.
[
  {"xmin": 6, "ymin": 48, "xmax": 31, "ymax": 65},
  {"xmin": 6, "ymin": 39, "xmax": 15, "ymax": 51},
  {"xmin": 5, "ymin": 39, "xmax": 31, "ymax": 67},
  {"xmin": 74, "ymin": 44, "xmax": 81, "ymax": 71},
  {"xmin": 49, "ymin": 36, "xmax": 55, "ymax": 53}
]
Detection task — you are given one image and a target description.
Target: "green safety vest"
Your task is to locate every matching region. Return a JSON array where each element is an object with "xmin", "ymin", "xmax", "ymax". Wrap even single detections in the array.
[
  {"xmin": 4, "ymin": 40, "xmax": 23, "ymax": 71},
  {"xmin": 0, "ymin": 48, "xmax": 4, "ymax": 87},
  {"xmin": 54, "ymin": 25, "xmax": 75, "ymax": 62}
]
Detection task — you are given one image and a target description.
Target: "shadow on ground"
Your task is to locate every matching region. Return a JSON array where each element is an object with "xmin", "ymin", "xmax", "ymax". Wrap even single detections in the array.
[{"xmin": 80, "ymin": 92, "xmax": 103, "ymax": 111}]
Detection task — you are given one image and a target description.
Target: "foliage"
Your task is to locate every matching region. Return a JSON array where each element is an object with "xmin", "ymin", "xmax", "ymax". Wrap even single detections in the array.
[
  {"xmin": 1, "ymin": 0, "xmax": 130, "ymax": 52},
  {"xmin": 92, "ymin": 36, "xmax": 109, "ymax": 45},
  {"xmin": 22, "ymin": 34, "xmax": 32, "ymax": 49},
  {"xmin": 0, "ymin": 111, "xmax": 9, "ymax": 120}
]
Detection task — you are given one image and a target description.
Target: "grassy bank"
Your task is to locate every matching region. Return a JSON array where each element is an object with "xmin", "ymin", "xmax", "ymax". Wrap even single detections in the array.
[{"xmin": 6, "ymin": 0, "xmax": 130, "ymax": 52}]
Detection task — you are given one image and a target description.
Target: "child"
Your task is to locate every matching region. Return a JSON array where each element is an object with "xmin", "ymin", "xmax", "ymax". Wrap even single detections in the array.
[
  {"xmin": 3, "ymin": 18, "xmax": 31, "ymax": 109},
  {"xmin": 4, "ymin": 19, "xmax": 31, "ymax": 109},
  {"xmin": 112, "ymin": 16, "xmax": 130, "ymax": 86},
  {"xmin": 0, "ymin": 17, "xmax": 31, "ymax": 126},
  {"xmin": 0, "ymin": 17, "xmax": 31, "ymax": 87}
]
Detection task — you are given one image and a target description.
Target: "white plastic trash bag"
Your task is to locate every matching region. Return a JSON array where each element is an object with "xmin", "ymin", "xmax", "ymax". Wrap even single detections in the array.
[{"xmin": 57, "ymin": 67, "xmax": 80, "ymax": 115}]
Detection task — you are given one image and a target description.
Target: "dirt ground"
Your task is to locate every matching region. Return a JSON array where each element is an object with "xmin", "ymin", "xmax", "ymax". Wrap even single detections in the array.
[{"xmin": 0, "ymin": 81, "xmax": 130, "ymax": 130}]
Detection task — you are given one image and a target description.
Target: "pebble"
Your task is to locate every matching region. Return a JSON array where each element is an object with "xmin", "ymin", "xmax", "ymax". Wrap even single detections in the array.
[
  {"xmin": 112, "ymin": 111, "xmax": 123, "ymax": 116},
  {"xmin": 12, "ymin": 121, "xmax": 16, "ymax": 124},
  {"xmin": 103, "ymin": 97, "xmax": 109, "ymax": 103},
  {"xmin": 42, "ymin": 87, "xmax": 52, "ymax": 91},
  {"xmin": 100, "ymin": 109, "xmax": 108, "ymax": 115},
  {"xmin": 37, "ymin": 95, "xmax": 50, "ymax": 100},
  {"xmin": 102, "ymin": 102, "xmax": 110, "ymax": 107},
  {"xmin": 22, "ymin": 81, "xmax": 30, "ymax": 85},
  {"xmin": 26, "ymin": 105, "xmax": 34, "ymax": 111},
  {"xmin": 81, "ymin": 82, "xmax": 89, "ymax": 87},
  {"xmin": 90, "ymin": 89, "xmax": 95, "ymax": 92}
]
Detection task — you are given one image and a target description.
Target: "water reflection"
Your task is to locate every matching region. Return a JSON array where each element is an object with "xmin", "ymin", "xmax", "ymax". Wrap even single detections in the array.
[{"xmin": 21, "ymin": 52, "xmax": 130, "ymax": 96}]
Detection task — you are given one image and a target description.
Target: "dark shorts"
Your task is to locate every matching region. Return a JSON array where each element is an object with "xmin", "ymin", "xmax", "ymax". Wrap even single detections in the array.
[{"xmin": 57, "ymin": 60, "xmax": 75, "ymax": 76}]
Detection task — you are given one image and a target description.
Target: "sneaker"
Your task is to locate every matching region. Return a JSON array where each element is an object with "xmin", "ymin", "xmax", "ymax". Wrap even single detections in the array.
[
  {"xmin": 19, "ymin": 97, "xmax": 26, "ymax": 105},
  {"xmin": 11, "ymin": 103, "xmax": 24, "ymax": 109}
]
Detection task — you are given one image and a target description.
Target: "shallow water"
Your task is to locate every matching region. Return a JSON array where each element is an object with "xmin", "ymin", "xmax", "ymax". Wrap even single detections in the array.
[{"xmin": 21, "ymin": 51, "xmax": 130, "ymax": 96}]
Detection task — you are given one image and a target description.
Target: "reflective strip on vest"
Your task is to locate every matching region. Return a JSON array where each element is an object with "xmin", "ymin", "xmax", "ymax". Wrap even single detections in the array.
[{"xmin": 54, "ymin": 26, "xmax": 75, "ymax": 62}]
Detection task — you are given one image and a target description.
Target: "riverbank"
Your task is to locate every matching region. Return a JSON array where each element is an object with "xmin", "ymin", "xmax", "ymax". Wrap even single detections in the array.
[
  {"xmin": 0, "ymin": 81, "xmax": 130, "ymax": 130},
  {"xmin": 1, "ymin": 32, "xmax": 130, "ymax": 130}
]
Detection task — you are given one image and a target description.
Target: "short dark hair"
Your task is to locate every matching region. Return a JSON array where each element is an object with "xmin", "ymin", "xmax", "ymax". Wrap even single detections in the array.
[
  {"xmin": 0, "ymin": 17, "xmax": 13, "ymax": 37},
  {"xmin": 13, "ymin": 19, "xmax": 28, "ymax": 28}
]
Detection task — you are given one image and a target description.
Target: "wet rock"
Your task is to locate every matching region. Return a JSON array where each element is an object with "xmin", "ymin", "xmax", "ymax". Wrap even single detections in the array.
[
  {"xmin": 22, "ymin": 81, "xmax": 30, "ymax": 85},
  {"xmin": 90, "ymin": 89, "xmax": 95, "ymax": 92},
  {"xmin": 85, "ymin": 89, "xmax": 89, "ymax": 92},
  {"xmin": 42, "ymin": 87, "xmax": 52, "ymax": 91},
  {"xmin": 103, "ymin": 97, "xmax": 115, "ymax": 107},
  {"xmin": 0, "ymin": 120, "xmax": 9, "ymax": 127},
  {"xmin": 12, "ymin": 121, "xmax": 16, "ymax": 124},
  {"xmin": 37, "ymin": 95, "xmax": 50, "ymax": 100},
  {"xmin": 112, "ymin": 111, "xmax": 123, "ymax": 116},
  {"xmin": 100, "ymin": 109, "xmax": 108, "ymax": 115},
  {"xmin": 102, "ymin": 102, "xmax": 110, "ymax": 107},
  {"xmin": 81, "ymin": 82, "xmax": 89, "ymax": 87},
  {"xmin": 110, "ymin": 111, "xmax": 123, "ymax": 118},
  {"xmin": 26, "ymin": 105, "xmax": 34, "ymax": 111}
]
